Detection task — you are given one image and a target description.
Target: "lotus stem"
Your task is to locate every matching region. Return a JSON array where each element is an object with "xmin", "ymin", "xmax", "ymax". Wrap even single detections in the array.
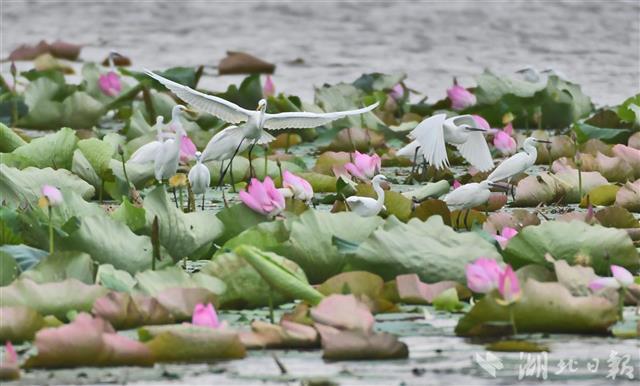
[
  {"xmin": 263, "ymin": 146, "xmax": 268, "ymax": 177},
  {"xmin": 120, "ymin": 152, "xmax": 131, "ymax": 188},
  {"xmin": 268, "ymin": 288, "xmax": 275, "ymax": 324},
  {"xmin": 48, "ymin": 205, "xmax": 54, "ymax": 254},
  {"xmin": 99, "ymin": 180, "xmax": 104, "ymax": 203},
  {"xmin": 179, "ymin": 187, "xmax": 184, "ymax": 212},
  {"xmin": 618, "ymin": 288, "xmax": 625, "ymax": 322},
  {"xmin": 141, "ymin": 85, "xmax": 156, "ymax": 125},
  {"xmin": 277, "ymin": 160, "xmax": 283, "ymax": 185},
  {"xmin": 509, "ymin": 304, "xmax": 518, "ymax": 335},
  {"xmin": 151, "ymin": 216, "xmax": 160, "ymax": 270},
  {"xmin": 285, "ymin": 133, "xmax": 291, "ymax": 153}
]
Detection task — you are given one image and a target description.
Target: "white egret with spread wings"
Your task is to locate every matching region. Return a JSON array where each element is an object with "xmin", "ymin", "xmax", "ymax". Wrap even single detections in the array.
[{"xmin": 145, "ymin": 70, "xmax": 379, "ymax": 184}]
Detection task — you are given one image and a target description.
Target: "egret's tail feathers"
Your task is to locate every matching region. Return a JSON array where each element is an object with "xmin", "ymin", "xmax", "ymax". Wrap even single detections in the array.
[
  {"xmin": 396, "ymin": 140, "xmax": 423, "ymax": 161},
  {"xmin": 258, "ymin": 130, "xmax": 276, "ymax": 145},
  {"xmin": 201, "ymin": 125, "xmax": 250, "ymax": 162}
]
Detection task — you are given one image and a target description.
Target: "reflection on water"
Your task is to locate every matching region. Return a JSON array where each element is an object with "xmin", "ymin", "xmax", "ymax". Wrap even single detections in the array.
[{"xmin": 2, "ymin": 1, "xmax": 639, "ymax": 105}]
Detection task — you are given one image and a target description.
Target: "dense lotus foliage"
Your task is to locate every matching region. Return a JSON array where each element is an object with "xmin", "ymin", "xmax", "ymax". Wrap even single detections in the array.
[{"xmin": 0, "ymin": 51, "xmax": 638, "ymax": 380}]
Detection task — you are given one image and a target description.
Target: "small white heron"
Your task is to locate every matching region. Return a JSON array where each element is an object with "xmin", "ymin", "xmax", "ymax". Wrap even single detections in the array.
[
  {"xmin": 443, "ymin": 179, "xmax": 494, "ymax": 229},
  {"xmin": 128, "ymin": 116, "xmax": 165, "ymax": 164},
  {"xmin": 201, "ymin": 125, "xmax": 251, "ymax": 187},
  {"xmin": 346, "ymin": 174, "xmax": 388, "ymax": 217},
  {"xmin": 145, "ymin": 70, "xmax": 379, "ymax": 182},
  {"xmin": 154, "ymin": 105, "xmax": 189, "ymax": 182},
  {"xmin": 398, "ymin": 114, "xmax": 493, "ymax": 172},
  {"xmin": 487, "ymin": 137, "xmax": 551, "ymax": 183},
  {"xmin": 188, "ymin": 151, "xmax": 211, "ymax": 210}
]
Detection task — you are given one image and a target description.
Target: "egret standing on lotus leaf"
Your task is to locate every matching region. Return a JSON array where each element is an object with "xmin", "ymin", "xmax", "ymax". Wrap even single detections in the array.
[
  {"xmin": 145, "ymin": 70, "xmax": 379, "ymax": 183},
  {"xmin": 487, "ymin": 137, "xmax": 551, "ymax": 185},
  {"xmin": 346, "ymin": 174, "xmax": 388, "ymax": 217},
  {"xmin": 188, "ymin": 151, "xmax": 211, "ymax": 210},
  {"xmin": 443, "ymin": 179, "xmax": 494, "ymax": 229}
]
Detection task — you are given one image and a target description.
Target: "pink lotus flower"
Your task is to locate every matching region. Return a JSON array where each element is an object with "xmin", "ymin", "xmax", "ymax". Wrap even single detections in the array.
[
  {"xmin": 179, "ymin": 134, "xmax": 197, "ymax": 163},
  {"xmin": 239, "ymin": 176, "xmax": 285, "ymax": 217},
  {"xmin": 192, "ymin": 303, "xmax": 221, "ymax": 328},
  {"xmin": 281, "ymin": 171, "xmax": 313, "ymax": 202},
  {"xmin": 472, "ymin": 115, "xmax": 490, "ymax": 130},
  {"xmin": 493, "ymin": 123, "xmax": 517, "ymax": 155},
  {"xmin": 263, "ymin": 75, "xmax": 275, "ymax": 97},
  {"xmin": 344, "ymin": 151, "xmax": 381, "ymax": 181},
  {"xmin": 389, "ymin": 83, "xmax": 405, "ymax": 101},
  {"xmin": 98, "ymin": 71, "xmax": 121, "ymax": 97},
  {"xmin": 453, "ymin": 180, "xmax": 462, "ymax": 189},
  {"xmin": 465, "ymin": 258, "xmax": 502, "ymax": 294},
  {"xmin": 497, "ymin": 265, "xmax": 521, "ymax": 305},
  {"xmin": 494, "ymin": 227, "xmax": 518, "ymax": 249},
  {"xmin": 4, "ymin": 341, "xmax": 17, "ymax": 364},
  {"xmin": 447, "ymin": 84, "xmax": 476, "ymax": 111},
  {"xmin": 41, "ymin": 185, "xmax": 63, "ymax": 206},
  {"xmin": 589, "ymin": 265, "xmax": 634, "ymax": 292}
]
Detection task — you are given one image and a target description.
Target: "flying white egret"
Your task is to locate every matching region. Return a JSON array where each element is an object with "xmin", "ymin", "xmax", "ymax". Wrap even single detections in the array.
[
  {"xmin": 145, "ymin": 70, "xmax": 379, "ymax": 181},
  {"xmin": 154, "ymin": 105, "xmax": 188, "ymax": 181},
  {"xmin": 398, "ymin": 114, "xmax": 494, "ymax": 172},
  {"xmin": 188, "ymin": 151, "xmax": 211, "ymax": 210},
  {"xmin": 128, "ymin": 116, "xmax": 165, "ymax": 164},
  {"xmin": 346, "ymin": 174, "xmax": 388, "ymax": 217},
  {"xmin": 487, "ymin": 137, "xmax": 551, "ymax": 183},
  {"xmin": 443, "ymin": 179, "xmax": 494, "ymax": 229}
]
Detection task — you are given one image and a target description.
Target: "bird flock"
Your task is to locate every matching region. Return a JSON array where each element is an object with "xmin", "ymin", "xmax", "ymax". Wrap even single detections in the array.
[{"xmin": 131, "ymin": 71, "xmax": 552, "ymax": 222}]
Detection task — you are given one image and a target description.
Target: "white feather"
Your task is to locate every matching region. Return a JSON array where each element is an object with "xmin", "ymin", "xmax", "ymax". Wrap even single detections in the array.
[
  {"xmin": 456, "ymin": 131, "xmax": 494, "ymax": 172},
  {"xmin": 188, "ymin": 162, "xmax": 210, "ymax": 194},
  {"xmin": 263, "ymin": 103, "xmax": 379, "ymax": 130},
  {"xmin": 410, "ymin": 114, "xmax": 448, "ymax": 169}
]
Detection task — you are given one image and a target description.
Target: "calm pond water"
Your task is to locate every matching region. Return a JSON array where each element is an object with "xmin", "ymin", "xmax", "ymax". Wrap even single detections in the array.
[{"xmin": 2, "ymin": 0, "xmax": 639, "ymax": 105}]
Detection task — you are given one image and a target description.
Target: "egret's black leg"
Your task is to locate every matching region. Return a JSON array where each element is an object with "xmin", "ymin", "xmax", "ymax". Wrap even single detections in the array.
[
  {"xmin": 247, "ymin": 141, "xmax": 257, "ymax": 179},
  {"xmin": 464, "ymin": 209, "xmax": 470, "ymax": 231},
  {"xmin": 218, "ymin": 139, "xmax": 245, "ymax": 188},
  {"xmin": 411, "ymin": 147, "xmax": 420, "ymax": 178},
  {"xmin": 201, "ymin": 194, "xmax": 205, "ymax": 211},
  {"xmin": 217, "ymin": 162, "xmax": 225, "ymax": 190}
]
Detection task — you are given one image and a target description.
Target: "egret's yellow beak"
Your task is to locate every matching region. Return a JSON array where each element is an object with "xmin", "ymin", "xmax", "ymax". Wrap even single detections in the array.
[
  {"xmin": 256, "ymin": 104, "xmax": 262, "ymax": 111},
  {"xmin": 183, "ymin": 108, "xmax": 198, "ymax": 118}
]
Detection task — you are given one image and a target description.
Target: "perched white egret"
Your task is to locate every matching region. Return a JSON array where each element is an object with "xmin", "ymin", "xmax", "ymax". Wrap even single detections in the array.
[
  {"xmin": 443, "ymin": 180, "xmax": 493, "ymax": 229},
  {"xmin": 154, "ymin": 105, "xmax": 188, "ymax": 181},
  {"xmin": 346, "ymin": 174, "xmax": 388, "ymax": 217},
  {"xmin": 399, "ymin": 114, "xmax": 493, "ymax": 172},
  {"xmin": 128, "ymin": 116, "xmax": 165, "ymax": 164},
  {"xmin": 145, "ymin": 70, "xmax": 379, "ymax": 180},
  {"xmin": 487, "ymin": 137, "xmax": 551, "ymax": 183},
  {"xmin": 188, "ymin": 151, "xmax": 210, "ymax": 210}
]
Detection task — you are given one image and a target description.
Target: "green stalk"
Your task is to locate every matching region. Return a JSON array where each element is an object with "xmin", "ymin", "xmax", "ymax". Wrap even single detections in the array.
[
  {"xmin": 48, "ymin": 206, "xmax": 54, "ymax": 254},
  {"xmin": 268, "ymin": 288, "xmax": 275, "ymax": 324},
  {"xmin": 618, "ymin": 288, "xmax": 625, "ymax": 322},
  {"xmin": 263, "ymin": 147, "xmax": 268, "ymax": 177},
  {"xmin": 509, "ymin": 304, "xmax": 518, "ymax": 335},
  {"xmin": 151, "ymin": 216, "xmax": 160, "ymax": 270},
  {"xmin": 99, "ymin": 181, "xmax": 104, "ymax": 203},
  {"xmin": 178, "ymin": 187, "xmax": 184, "ymax": 212},
  {"xmin": 120, "ymin": 152, "xmax": 131, "ymax": 188}
]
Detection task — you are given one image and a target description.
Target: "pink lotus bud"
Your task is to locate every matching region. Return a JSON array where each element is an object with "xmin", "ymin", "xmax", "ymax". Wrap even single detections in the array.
[
  {"xmin": 498, "ymin": 265, "xmax": 521, "ymax": 304},
  {"xmin": 4, "ymin": 341, "xmax": 17, "ymax": 364},
  {"xmin": 472, "ymin": 115, "xmax": 490, "ymax": 130},
  {"xmin": 98, "ymin": 71, "xmax": 121, "ymax": 97},
  {"xmin": 494, "ymin": 227, "xmax": 518, "ymax": 249},
  {"xmin": 192, "ymin": 303, "xmax": 220, "ymax": 328},
  {"xmin": 239, "ymin": 176, "xmax": 286, "ymax": 217},
  {"xmin": 465, "ymin": 258, "xmax": 502, "ymax": 294},
  {"xmin": 179, "ymin": 135, "xmax": 197, "ymax": 163},
  {"xmin": 282, "ymin": 171, "xmax": 313, "ymax": 202},
  {"xmin": 389, "ymin": 83, "xmax": 405, "ymax": 101},
  {"xmin": 589, "ymin": 265, "xmax": 634, "ymax": 292},
  {"xmin": 41, "ymin": 185, "xmax": 63, "ymax": 206},
  {"xmin": 447, "ymin": 84, "xmax": 476, "ymax": 111},
  {"xmin": 263, "ymin": 75, "xmax": 275, "ymax": 97},
  {"xmin": 453, "ymin": 180, "xmax": 462, "ymax": 189},
  {"xmin": 493, "ymin": 123, "xmax": 517, "ymax": 155},
  {"xmin": 344, "ymin": 151, "xmax": 381, "ymax": 181}
]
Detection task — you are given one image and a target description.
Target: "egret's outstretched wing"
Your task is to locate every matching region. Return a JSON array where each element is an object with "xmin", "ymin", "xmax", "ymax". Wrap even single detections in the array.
[
  {"xmin": 262, "ymin": 102, "xmax": 379, "ymax": 130},
  {"xmin": 396, "ymin": 140, "xmax": 423, "ymax": 161},
  {"xmin": 487, "ymin": 152, "xmax": 530, "ymax": 182},
  {"xmin": 145, "ymin": 70, "xmax": 253, "ymax": 124},
  {"xmin": 456, "ymin": 132, "xmax": 494, "ymax": 172},
  {"xmin": 410, "ymin": 114, "xmax": 448, "ymax": 169}
]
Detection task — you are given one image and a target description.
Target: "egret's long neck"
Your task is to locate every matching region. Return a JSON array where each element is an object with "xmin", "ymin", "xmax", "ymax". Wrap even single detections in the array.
[
  {"xmin": 373, "ymin": 180, "xmax": 385, "ymax": 207},
  {"xmin": 523, "ymin": 141, "xmax": 537, "ymax": 156},
  {"xmin": 258, "ymin": 106, "xmax": 266, "ymax": 127}
]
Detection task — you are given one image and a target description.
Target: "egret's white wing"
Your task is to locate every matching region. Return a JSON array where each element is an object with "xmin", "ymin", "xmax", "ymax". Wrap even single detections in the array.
[
  {"xmin": 145, "ymin": 70, "xmax": 253, "ymax": 124},
  {"xmin": 411, "ymin": 114, "xmax": 448, "ymax": 170},
  {"xmin": 201, "ymin": 125, "xmax": 250, "ymax": 162},
  {"xmin": 443, "ymin": 183, "xmax": 479, "ymax": 208},
  {"xmin": 129, "ymin": 141, "xmax": 163, "ymax": 164},
  {"xmin": 456, "ymin": 132, "xmax": 494, "ymax": 172},
  {"xmin": 154, "ymin": 139, "xmax": 181, "ymax": 181},
  {"xmin": 257, "ymin": 130, "xmax": 276, "ymax": 145},
  {"xmin": 487, "ymin": 152, "xmax": 530, "ymax": 182},
  {"xmin": 396, "ymin": 140, "xmax": 424, "ymax": 161},
  {"xmin": 262, "ymin": 102, "xmax": 379, "ymax": 130},
  {"xmin": 345, "ymin": 196, "xmax": 379, "ymax": 217}
]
